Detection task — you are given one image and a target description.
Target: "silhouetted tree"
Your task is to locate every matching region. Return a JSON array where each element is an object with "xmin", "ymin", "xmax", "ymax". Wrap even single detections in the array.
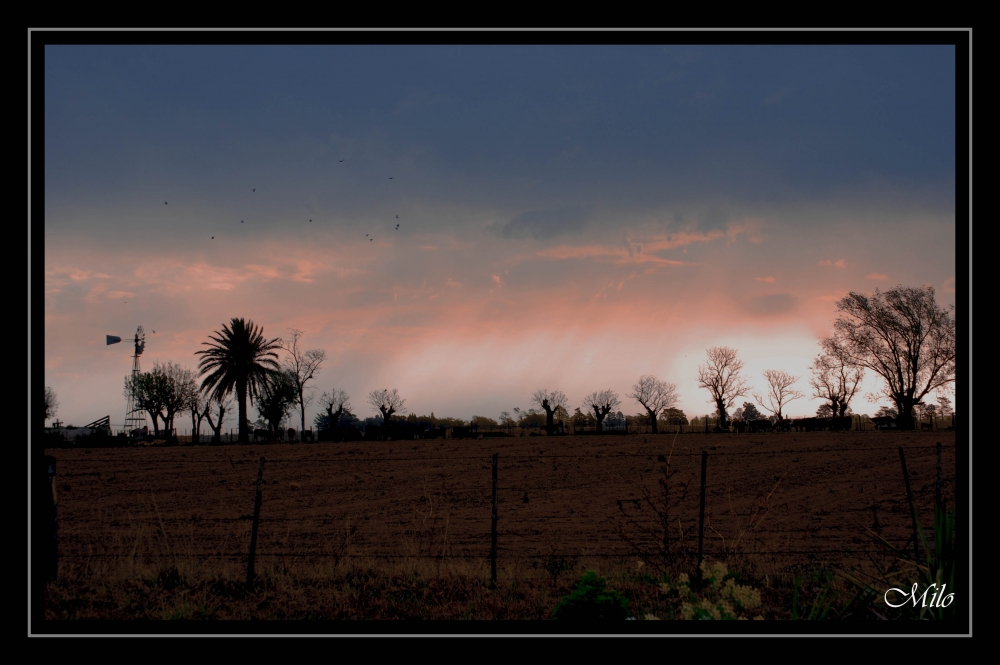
[
  {"xmin": 257, "ymin": 369, "xmax": 298, "ymax": 438},
  {"xmin": 875, "ymin": 405, "xmax": 898, "ymax": 419},
  {"xmin": 816, "ymin": 403, "xmax": 834, "ymax": 418},
  {"xmin": 471, "ymin": 415, "xmax": 499, "ymax": 428},
  {"xmin": 810, "ymin": 339, "xmax": 864, "ymax": 418},
  {"xmin": 754, "ymin": 369, "xmax": 804, "ymax": 420},
  {"xmin": 936, "ymin": 394, "xmax": 954, "ymax": 418},
  {"xmin": 203, "ymin": 393, "xmax": 234, "ymax": 443},
  {"xmin": 627, "ymin": 375, "xmax": 679, "ymax": 434},
  {"xmin": 125, "ymin": 364, "xmax": 189, "ymax": 436},
  {"xmin": 157, "ymin": 361, "xmax": 196, "ymax": 435},
  {"xmin": 582, "ymin": 389, "xmax": 621, "ymax": 432},
  {"xmin": 831, "ymin": 285, "xmax": 955, "ymax": 429},
  {"xmin": 183, "ymin": 374, "xmax": 208, "ymax": 444},
  {"xmin": 368, "ymin": 388, "xmax": 406, "ymax": 425},
  {"xmin": 196, "ymin": 318, "xmax": 282, "ymax": 443},
  {"xmin": 696, "ymin": 347, "xmax": 749, "ymax": 427},
  {"xmin": 44, "ymin": 387, "xmax": 58, "ymax": 424},
  {"xmin": 662, "ymin": 407, "xmax": 688, "ymax": 425},
  {"xmin": 318, "ymin": 389, "xmax": 351, "ymax": 432},
  {"xmin": 741, "ymin": 402, "xmax": 763, "ymax": 422},
  {"xmin": 532, "ymin": 389, "xmax": 568, "ymax": 432},
  {"xmin": 279, "ymin": 329, "xmax": 326, "ymax": 441}
]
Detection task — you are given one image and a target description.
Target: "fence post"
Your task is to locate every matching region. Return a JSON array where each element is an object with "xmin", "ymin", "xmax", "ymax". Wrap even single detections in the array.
[
  {"xmin": 935, "ymin": 442, "xmax": 943, "ymax": 509},
  {"xmin": 697, "ymin": 450, "xmax": 708, "ymax": 583},
  {"xmin": 661, "ymin": 454, "xmax": 670, "ymax": 566},
  {"xmin": 246, "ymin": 456, "xmax": 266, "ymax": 589},
  {"xmin": 490, "ymin": 453, "xmax": 498, "ymax": 589},
  {"xmin": 897, "ymin": 447, "xmax": 921, "ymax": 565}
]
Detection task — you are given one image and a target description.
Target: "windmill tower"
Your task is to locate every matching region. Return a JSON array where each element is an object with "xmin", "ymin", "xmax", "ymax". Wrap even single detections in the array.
[{"xmin": 123, "ymin": 325, "xmax": 147, "ymax": 434}]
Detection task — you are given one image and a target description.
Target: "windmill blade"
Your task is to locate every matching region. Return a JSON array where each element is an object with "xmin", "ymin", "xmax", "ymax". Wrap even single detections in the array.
[{"xmin": 106, "ymin": 335, "xmax": 122, "ymax": 345}]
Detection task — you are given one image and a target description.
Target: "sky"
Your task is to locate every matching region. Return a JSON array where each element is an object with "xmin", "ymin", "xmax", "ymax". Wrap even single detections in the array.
[{"xmin": 41, "ymin": 43, "xmax": 958, "ymax": 430}]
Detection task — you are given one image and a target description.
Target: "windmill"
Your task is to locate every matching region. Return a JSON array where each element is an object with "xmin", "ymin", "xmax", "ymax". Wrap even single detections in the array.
[{"xmin": 109, "ymin": 326, "xmax": 148, "ymax": 435}]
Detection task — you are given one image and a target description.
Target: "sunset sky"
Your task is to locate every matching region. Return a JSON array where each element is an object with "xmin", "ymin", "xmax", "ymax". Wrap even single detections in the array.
[{"xmin": 42, "ymin": 43, "xmax": 958, "ymax": 429}]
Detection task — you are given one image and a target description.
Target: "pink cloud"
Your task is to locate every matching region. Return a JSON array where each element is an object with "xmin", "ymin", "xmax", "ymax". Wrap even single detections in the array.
[
  {"xmin": 446, "ymin": 277, "xmax": 461, "ymax": 287},
  {"xmin": 492, "ymin": 274, "xmax": 503, "ymax": 286},
  {"xmin": 755, "ymin": 276, "xmax": 776, "ymax": 283},
  {"xmin": 943, "ymin": 276, "xmax": 955, "ymax": 293},
  {"xmin": 866, "ymin": 272, "xmax": 889, "ymax": 280},
  {"xmin": 817, "ymin": 259, "xmax": 845, "ymax": 268}
]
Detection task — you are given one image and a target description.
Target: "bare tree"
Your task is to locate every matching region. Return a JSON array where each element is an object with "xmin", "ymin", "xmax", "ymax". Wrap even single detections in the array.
[
  {"xmin": 318, "ymin": 389, "xmax": 351, "ymax": 431},
  {"xmin": 627, "ymin": 375, "xmax": 679, "ymax": 434},
  {"xmin": 531, "ymin": 389, "xmax": 568, "ymax": 432},
  {"xmin": 696, "ymin": 347, "xmax": 749, "ymax": 427},
  {"xmin": 368, "ymin": 388, "xmax": 406, "ymax": 425},
  {"xmin": 280, "ymin": 329, "xmax": 327, "ymax": 439},
  {"xmin": 183, "ymin": 373, "xmax": 208, "ymax": 444},
  {"xmin": 582, "ymin": 389, "xmax": 622, "ymax": 432},
  {"xmin": 753, "ymin": 370, "xmax": 804, "ymax": 420},
  {"xmin": 831, "ymin": 285, "xmax": 955, "ymax": 429},
  {"xmin": 204, "ymin": 393, "xmax": 235, "ymax": 443},
  {"xmin": 809, "ymin": 338, "xmax": 865, "ymax": 418}
]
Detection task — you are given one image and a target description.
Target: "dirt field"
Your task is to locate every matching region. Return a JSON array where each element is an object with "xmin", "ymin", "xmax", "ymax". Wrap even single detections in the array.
[{"xmin": 47, "ymin": 431, "xmax": 956, "ymax": 582}]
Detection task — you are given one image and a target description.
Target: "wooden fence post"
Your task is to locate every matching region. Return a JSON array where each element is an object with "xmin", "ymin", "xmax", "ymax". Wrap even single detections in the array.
[
  {"xmin": 490, "ymin": 453, "xmax": 498, "ymax": 589},
  {"xmin": 935, "ymin": 442, "xmax": 943, "ymax": 509},
  {"xmin": 246, "ymin": 456, "xmax": 266, "ymax": 589},
  {"xmin": 897, "ymin": 447, "xmax": 921, "ymax": 565},
  {"xmin": 697, "ymin": 450, "xmax": 708, "ymax": 583}
]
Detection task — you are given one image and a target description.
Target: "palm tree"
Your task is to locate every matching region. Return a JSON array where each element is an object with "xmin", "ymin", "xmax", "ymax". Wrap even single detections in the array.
[{"xmin": 195, "ymin": 318, "xmax": 282, "ymax": 443}]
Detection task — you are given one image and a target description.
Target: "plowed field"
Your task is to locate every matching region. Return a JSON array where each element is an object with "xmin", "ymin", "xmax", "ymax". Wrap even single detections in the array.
[{"xmin": 48, "ymin": 431, "xmax": 957, "ymax": 579}]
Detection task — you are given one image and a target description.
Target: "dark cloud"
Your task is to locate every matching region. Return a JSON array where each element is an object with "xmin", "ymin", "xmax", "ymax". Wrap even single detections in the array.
[
  {"xmin": 493, "ymin": 204, "xmax": 594, "ymax": 240},
  {"xmin": 745, "ymin": 293, "xmax": 797, "ymax": 315}
]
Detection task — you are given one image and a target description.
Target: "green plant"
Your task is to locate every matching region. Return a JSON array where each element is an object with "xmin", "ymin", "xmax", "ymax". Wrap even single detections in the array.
[
  {"xmin": 659, "ymin": 562, "xmax": 763, "ymax": 620},
  {"xmin": 551, "ymin": 571, "xmax": 630, "ymax": 620},
  {"xmin": 837, "ymin": 500, "xmax": 957, "ymax": 620}
]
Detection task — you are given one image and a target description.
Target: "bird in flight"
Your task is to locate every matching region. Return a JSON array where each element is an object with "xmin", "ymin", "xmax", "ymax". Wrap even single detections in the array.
[
  {"xmin": 164, "ymin": 201, "xmax": 168, "ymax": 205},
  {"xmin": 211, "ymin": 236, "xmax": 215, "ymax": 239},
  {"xmin": 152, "ymin": 330, "xmax": 156, "ymax": 334},
  {"xmin": 389, "ymin": 177, "xmax": 393, "ymax": 180},
  {"xmin": 365, "ymin": 233, "xmax": 369, "ymax": 237},
  {"xmin": 395, "ymin": 224, "xmax": 399, "ymax": 230},
  {"xmin": 395, "ymin": 215, "xmax": 399, "ymax": 218},
  {"xmin": 252, "ymin": 188, "xmax": 256, "ymax": 192},
  {"xmin": 241, "ymin": 220, "xmax": 244, "ymax": 223},
  {"xmin": 370, "ymin": 238, "xmax": 373, "ymax": 242},
  {"xmin": 339, "ymin": 159, "xmax": 345, "ymax": 163}
]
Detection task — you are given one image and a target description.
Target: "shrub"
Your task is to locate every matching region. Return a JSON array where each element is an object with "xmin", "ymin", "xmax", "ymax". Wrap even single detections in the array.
[
  {"xmin": 551, "ymin": 571, "xmax": 630, "ymax": 620},
  {"xmin": 659, "ymin": 561, "xmax": 763, "ymax": 620}
]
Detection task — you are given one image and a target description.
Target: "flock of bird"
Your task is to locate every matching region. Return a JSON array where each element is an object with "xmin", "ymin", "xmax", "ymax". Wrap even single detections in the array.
[
  {"xmin": 131, "ymin": 162, "xmax": 402, "ymax": 305},
  {"xmin": 165, "ymin": 159, "xmax": 402, "ymax": 244}
]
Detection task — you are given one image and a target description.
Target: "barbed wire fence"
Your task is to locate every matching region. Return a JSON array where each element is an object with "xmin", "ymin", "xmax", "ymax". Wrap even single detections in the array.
[{"xmin": 47, "ymin": 440, "xmax": 956, "ymax": 588}]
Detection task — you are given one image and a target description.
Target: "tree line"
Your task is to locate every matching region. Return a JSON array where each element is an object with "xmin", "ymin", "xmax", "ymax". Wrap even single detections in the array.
[{"xmin": 41, "ymin": 283, "xmax": 957, "ymax": 440}]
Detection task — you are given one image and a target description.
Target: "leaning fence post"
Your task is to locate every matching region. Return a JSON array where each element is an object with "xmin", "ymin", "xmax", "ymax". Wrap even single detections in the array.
[
  {"xmin": 897, "ymin": 446, "xmax": 921, "ymax": 565},
  {"xmin": 490, "ymin": 453, "xmax": 498, "ymax": 589},
  {"xmin": 246, "ymin": 456, "xmax": 266, "ymax": 589},
  {"xmin": 697, "ymin": 450, "xmax": 708, "ymax": 583}
]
